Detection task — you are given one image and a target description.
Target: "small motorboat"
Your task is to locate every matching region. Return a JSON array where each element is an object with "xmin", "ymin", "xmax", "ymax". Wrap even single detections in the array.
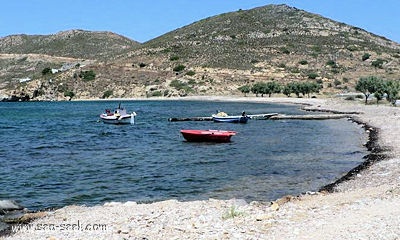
[
  {"xmin": 180, "ymin": 129, "xmax": 237, "ymax": 142},
  {"xmin": 100, "ymin": 104, "xmax": 137, "ymax": 125},
  {"xmin": 212, "ymin": 111, "xmax": 250, "ymax": 123}
]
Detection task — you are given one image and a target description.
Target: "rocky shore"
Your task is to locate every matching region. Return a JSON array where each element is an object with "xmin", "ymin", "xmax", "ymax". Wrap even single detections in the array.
[{"xmin": 2, "ymin": 96, "xmax": 400, "ymax": 240}]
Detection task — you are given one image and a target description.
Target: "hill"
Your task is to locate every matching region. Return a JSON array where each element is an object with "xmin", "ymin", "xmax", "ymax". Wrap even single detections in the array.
[
  {"xmin": 124, "ymin": 4, "xmax": 400, "ymax": 98},
  {"xmin": 139, "ymin": 4, "xmax": 399, "ymax": 69},
  {"xmin": 0, "ymin": 30, "xmax": 139, "ymax": 99},
  {"xmin": 1, "ymin": 4, "xmax": 400, "ymax": 101},
  {"xmin": 0, "ymin": 29, "xmax": 139, "ymax": 60}
]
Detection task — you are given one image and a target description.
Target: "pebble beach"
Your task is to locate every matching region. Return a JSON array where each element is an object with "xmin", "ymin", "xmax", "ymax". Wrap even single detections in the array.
[{"xmin": 2, "ymin": 96, "xmax": 400, "ymax": 240}]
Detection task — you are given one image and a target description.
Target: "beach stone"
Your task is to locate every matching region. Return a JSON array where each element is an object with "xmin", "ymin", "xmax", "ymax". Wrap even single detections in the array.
[
  {"xmin": 270, "ymin": 202, "xmax": 280, "ymax": 211},
  {"xmin": 231, "ymin": 199, "xmax": 248, "ymax": 206},
  {"xmin": 0, "ymin": 221, "xmax": 8, "ymax": 232},
  {"xmin": 0, "ymin": 200, "xmax": 24, "ymax": 214},
  {"xmin": 123, "ymin": 201, "xmax": 137, "ymax": 207},
  {"xmin": 2, "ymin": 212, "xmax": 25, "ymax": 223},
  {"xmin": 103, "ymin": 201, "xmax": 122, "ymax": 207},
  {"xmin": 18, "ymin": 212, "xmax": 47, "ymax": 223},
  {"xmin": 255, "ymin": 213, "xmax": 272, "ymax": 221}
]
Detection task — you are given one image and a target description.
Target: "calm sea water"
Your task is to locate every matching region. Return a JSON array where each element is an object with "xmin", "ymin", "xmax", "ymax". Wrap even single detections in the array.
[{"xmin": 0, "ymin": 100, "xmax": 368, "ymax": 210}]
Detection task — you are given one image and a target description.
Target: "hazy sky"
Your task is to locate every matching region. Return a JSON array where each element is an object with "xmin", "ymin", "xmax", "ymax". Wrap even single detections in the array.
[{"xmin": 1, "ymin": 0, "xmax": 399, "ymax": 43}]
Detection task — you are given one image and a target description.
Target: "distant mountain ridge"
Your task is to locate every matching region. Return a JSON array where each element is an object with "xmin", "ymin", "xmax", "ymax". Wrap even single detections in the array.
[
  {"xmin": 1, "ymin": 4, "xmax": 399, "ymax": 101},
  {"xmin": 0, "ymin": 29, "xmax": 139, "ymax": 60}
]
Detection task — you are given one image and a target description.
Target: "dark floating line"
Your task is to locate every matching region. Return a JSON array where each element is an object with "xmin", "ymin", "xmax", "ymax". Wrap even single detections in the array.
[{"xmin": 320, "ymin": 117, "xmax": 390, "ymax": 193}]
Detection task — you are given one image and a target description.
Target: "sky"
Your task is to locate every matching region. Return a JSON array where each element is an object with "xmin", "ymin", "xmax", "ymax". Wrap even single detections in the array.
[{"xmin": 1, "ymin": 0, "xmax": 399, "ymax": 43}]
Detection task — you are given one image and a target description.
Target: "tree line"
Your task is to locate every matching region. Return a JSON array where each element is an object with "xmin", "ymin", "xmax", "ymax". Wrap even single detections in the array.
[
  {"xmin": 238, "ymin": 81, "xmax": 322, "ymax": 98},
  {"xmin": 355, "ymin": 76, "xmax": 400, "ymax": 105}
]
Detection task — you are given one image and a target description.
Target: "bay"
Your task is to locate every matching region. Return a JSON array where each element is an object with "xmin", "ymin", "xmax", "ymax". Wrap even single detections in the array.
[{"xmin": 0, "ymin": 100, "xmax": 368, "ymax": 210}]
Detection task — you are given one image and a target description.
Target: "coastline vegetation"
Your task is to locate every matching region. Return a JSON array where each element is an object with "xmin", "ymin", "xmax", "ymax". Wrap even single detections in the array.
[
  {"xmin": 355, "ymin": 76, "xmax": 400, "ymax": 105},
  {"xmin": 239, "ymin": 81, "xmax": 322, "ymax": 98},
  {"xmin": 222, "ymin": 206, "xmax": 245, "ymax": 220},
  {"xmin": 79, "ymin": 70, "xmax": 96, "ymax": 81},
  {"xmin": 238, "ymin": 76, "xmax": 400, "ymax": 106}
]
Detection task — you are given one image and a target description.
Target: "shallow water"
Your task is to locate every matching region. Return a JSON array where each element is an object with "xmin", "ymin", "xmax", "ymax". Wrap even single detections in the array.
[{"xmin": 0, "ymin": 100, "xmax": 368, "ymax": 210}]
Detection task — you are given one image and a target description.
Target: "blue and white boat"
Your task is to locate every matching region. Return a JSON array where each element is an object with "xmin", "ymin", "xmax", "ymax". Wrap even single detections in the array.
[
  {"xmin": 212, "ymin": 111, "xmax": 250, "ymax": 123},
  {"xmin": 100, "ymin": 104, "xmax": 137, "ymax": 125}
]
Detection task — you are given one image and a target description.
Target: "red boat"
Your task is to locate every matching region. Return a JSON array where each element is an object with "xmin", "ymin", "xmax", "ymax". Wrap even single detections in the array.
[{"xmin": 180, "ymin": 129, "xmax": 237, "ymax": 142}]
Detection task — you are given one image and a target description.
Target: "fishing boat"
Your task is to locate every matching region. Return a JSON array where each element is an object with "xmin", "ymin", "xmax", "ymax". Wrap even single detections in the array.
[
  {"xmin": 212, "ymin": 111, "xmax": 250, "ymax": 123},
  {"xmin": 180, "ymin": 129, "xmax": 237, "ymax": 142},
  {"xmin": 100, "ymin": 104, "xmax": 137, "ymax": 125}
]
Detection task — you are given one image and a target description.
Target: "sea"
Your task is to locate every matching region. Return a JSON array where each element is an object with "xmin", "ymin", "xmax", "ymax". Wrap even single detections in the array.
[{"xmin": 0, "ymin": 100, "xmax": 368, "ymax": 211}]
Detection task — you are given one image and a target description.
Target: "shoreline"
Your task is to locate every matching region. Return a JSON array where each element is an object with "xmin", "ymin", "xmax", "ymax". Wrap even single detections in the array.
[
  {"xmin": 2, "ymin": 96, "xmax": 400, "ymax": 239},
  {"xmin": 319, "ymin": 118, "xmax": 387, "ymax": 193}
]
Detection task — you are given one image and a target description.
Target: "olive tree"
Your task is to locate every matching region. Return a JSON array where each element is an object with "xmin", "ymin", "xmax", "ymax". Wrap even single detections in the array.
[
  {"xmin": 251, "ymin": 82, "xmax": 267, "ymax": 97},
  {"xmin": 386, "ymin": 80, "xmax": 400, "ymax": 105},
  {"xmin": 265, "ymin": 81, "xmax": 282, "ymax": 97},
  {"xmin": 238, "ymin": 85, "xmax": 251, "ymax": 96},
  {"xmin": 282, "ymin": 83, "xmax": 294, "ymax": 97},
  {"xmin": 355, "ymin": 76, "xmax": 380, "ymax": 104}
]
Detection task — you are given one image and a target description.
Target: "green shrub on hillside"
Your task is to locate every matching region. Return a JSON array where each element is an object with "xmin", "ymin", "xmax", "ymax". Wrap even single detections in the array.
[
  {"xmin": 280, "ymin": 47, "xmax": 290, "ymax": 54},
  {"xmin": 80, "ymin": 70, "xmax": 96, "ymax": 81},
  {"xmin": 299, "ymin": 60, "xmax": 308, "ymax": 65},
  {"xmin": 188, "ymin": 79, "xmax": 196, "ymax": 85},
  {"xmin": 170, "ymin": 56, "xmax": 179, "ymax": 61},
  {"xmin": 185, "ymin": 70, "xmax": 196, "ymax": 76},
  {"xmin": 371, "ymin": 59, "xmax": 385, "ymax": 69},
  {"xmin": 346, "ymin": 45, "xmax": 358, "ymax": 51},
  {"xmin": 102, "ymin": 90, "xmax": 113, "ymax": 99},
  {"xmin": 326, "ymin": 60, "xmax": 336, "ymax": 67},
  {"xmin": 64, "ymin": 90, "xmax": 75, "ymax": 100},
  {"xmin": 307, "ymin": 72, "xmax": 319, "ymax": 79},
  {"xmin": 173, "ymin": 65, "xmax": 186, "ymax": 72},
  {"xmin": 150, "ymin": 90, "xmax": 163, "ymax": 97},
  {"xmin": 170, "ymin": 79, "xmax": 193, "ymax": 93},
  {"xmin": 311, "ymin": 45, "xmax": 321, "ymax": 53},
  {"xmin": 42, "ymin": 67, "xmax": 52, "ymax": 75},
  {"xmin": 362, "ymin": 53, "xmax": 371, "ymax": 61}
]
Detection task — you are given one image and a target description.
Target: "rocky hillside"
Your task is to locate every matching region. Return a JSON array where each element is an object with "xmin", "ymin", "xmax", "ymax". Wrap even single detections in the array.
[
  {"xmin": 124, "ymin": 4, "xmax": 400, "ymax": 98},
  {"xmin": 0, "ymin": 29, "xmax": 139, "ymax": 60},
  {"xmin": 0, "ymin": 30, "xmax": 139, "ymax": 100},
  {"xmin": 139, "ymin": 4, "xmax": 399, "ymax": 69},
  {"xmin": 1, "ymin": 4, "xmax": 400, "ymax": 101}
]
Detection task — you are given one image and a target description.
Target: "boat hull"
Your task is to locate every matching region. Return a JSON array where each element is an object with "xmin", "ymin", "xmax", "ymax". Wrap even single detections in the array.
[
  {"xmin": 180, "ymin": 129, "xmax": 236, "ymax": 142},
  {"xmin": 100, "ymin": 115, "xmax": 133, "ymax": 125},
  {"xmin": 212, "ymin": 115, "xmax": 250, "ymax": 123}
]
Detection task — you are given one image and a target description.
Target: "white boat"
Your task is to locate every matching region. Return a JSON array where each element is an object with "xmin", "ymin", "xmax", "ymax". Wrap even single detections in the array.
[{"xmin": 100, "ymin": 104, "xmax": 137, "ymax": 125}]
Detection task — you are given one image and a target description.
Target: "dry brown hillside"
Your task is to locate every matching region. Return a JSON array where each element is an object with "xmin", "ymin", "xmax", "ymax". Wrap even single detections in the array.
[{"xmin": 1, "ymin": 4, "xmax": 399, "ymax": 101}]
